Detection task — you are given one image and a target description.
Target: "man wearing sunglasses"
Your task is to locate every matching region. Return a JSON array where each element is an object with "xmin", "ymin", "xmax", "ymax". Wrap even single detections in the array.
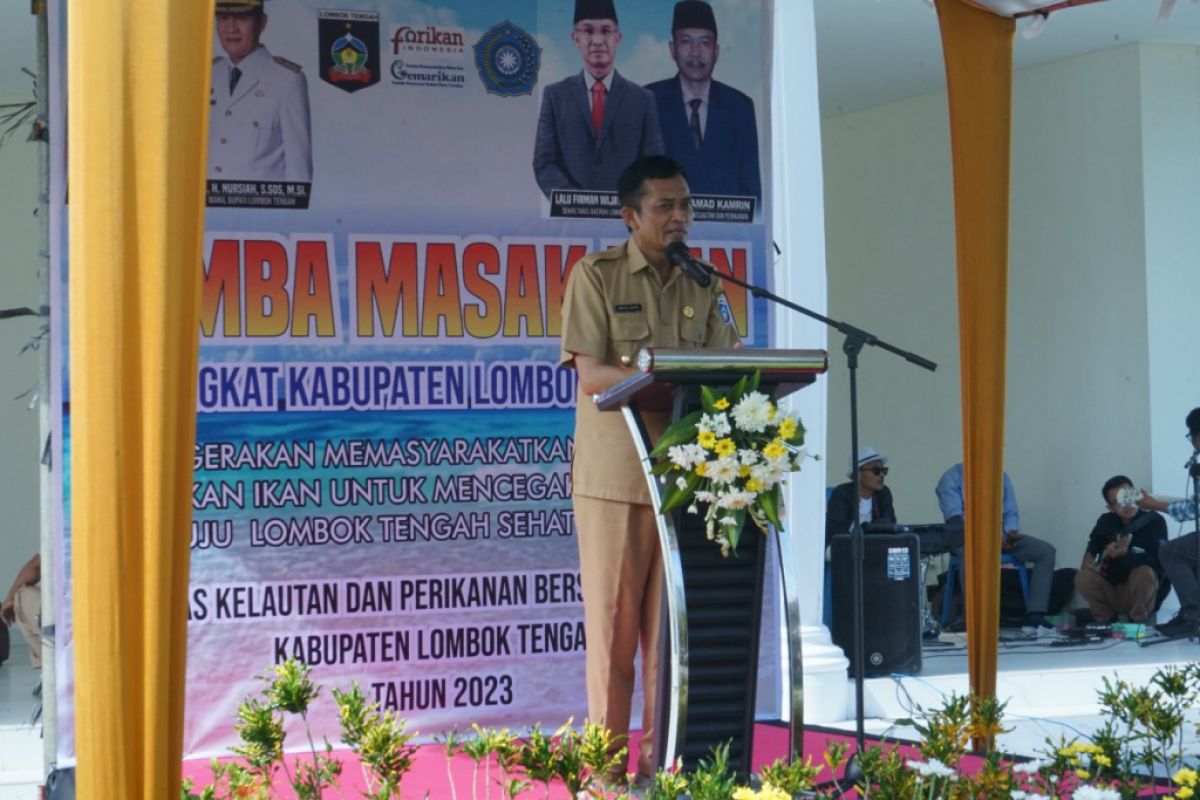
[
  {"xmin": 936, "ymin": 462, "xmax": 1057, "ymax": 635},
  {"xmin": 825, "ymin": 446, "xmax": 896, "ymax": 549}
]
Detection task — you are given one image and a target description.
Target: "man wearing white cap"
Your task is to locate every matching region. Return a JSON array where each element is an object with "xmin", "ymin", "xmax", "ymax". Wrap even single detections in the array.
[
  {"xmin": 824, "ymin": 446, "xmax": 896, "ymax": 548},
  {"xmin": 209, "ymin": 0, "xmax": 312, "ymax": 183}
]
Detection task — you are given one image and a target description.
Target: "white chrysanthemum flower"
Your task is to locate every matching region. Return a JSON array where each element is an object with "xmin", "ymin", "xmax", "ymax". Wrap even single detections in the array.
[
  {"xmin": 707, "ymin": 457, "xmax": 740, "ymax": 484},
  {"xmin": 720, "ymin": 515, "xmax": 738, "ymax": 527},
  {"xmin": 717, "ymin": 490, "xmax": 756, "ymax": 510},
  {"xmin": 750, "ymin": 462, "xmax": 784, "ymax": 488},
  {"xmin": 675, "ymin": 476, "xmax": 688, "ymax": 490},
  {"xmin": 1074, "ymin": 787, "xmax": 1119, "ymax": 800},
  {"xmin": 922, "ymin": 759, "xmax": 955, "ymax": 779},
  {"xmin": 1010, "ymin": 791, "xmax": 1027, "ymax": 800},
  {"xmin": 695, "ymin": 490, "xmax": 717, "ymax": 503},
  {"xmin": 731, "ymin": 391, "xmax": 772, "ymax": 433},
  {"xmin": 1011, "ymin": 760, "xmax": 1045, "ymax": 775},
  {"xmin": 668, "ymin": 443, "xmax": 707, "ymax": 470},
  {"xmin": 1026, "ymin": 793, "xmax": 1050, "ymax": 800},
  {"xmin": 698, "ymin": 412, "xmax": 731, "ymax": 437},
  {"xmin": 737, "ymin": 449, "xmax": 759, "ymax": 466}
]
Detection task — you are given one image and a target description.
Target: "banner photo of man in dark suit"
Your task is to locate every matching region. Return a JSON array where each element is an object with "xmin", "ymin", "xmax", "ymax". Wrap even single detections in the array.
[
  {"xmin": 647, "ymin": 0, "xmax": 761, "ymax": 208},
  {"xmin": 532, "ymin": 0, "xmax": 665, "ymax": 201}
]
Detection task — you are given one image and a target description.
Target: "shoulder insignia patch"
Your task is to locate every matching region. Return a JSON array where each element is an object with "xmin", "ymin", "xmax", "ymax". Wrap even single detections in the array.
[
  {"xmin": 274, "ymin": 56, "xmax": 302, "ymax": 72},
  {"xmin": 717, "ymin": 294, "xmax": 735, "ymax": 328}
]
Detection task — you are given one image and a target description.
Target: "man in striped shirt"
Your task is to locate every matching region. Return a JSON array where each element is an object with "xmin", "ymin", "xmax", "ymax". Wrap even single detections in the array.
[{"xmin": 1138, "ymin": 407, "xmax": 1200, "ymax": 638}]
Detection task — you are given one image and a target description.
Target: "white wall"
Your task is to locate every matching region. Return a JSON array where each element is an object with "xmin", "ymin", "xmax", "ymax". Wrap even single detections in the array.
[
  {"xmin": 1140, "ymin": 44, "xmax": 1200, "ymax": 508},
  {"xmin": 0, "ymin": 4, "xmax": 41, "ymax": 594},
  {"xmin": 821, "ymin": 43, "xmax": 1194, "ymax": 561}
]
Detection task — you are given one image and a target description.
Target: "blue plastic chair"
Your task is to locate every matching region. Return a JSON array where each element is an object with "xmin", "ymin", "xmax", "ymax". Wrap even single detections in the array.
[{"xmin": 940, "ymin": 552, "xmax": 1031, "ymax": 626}]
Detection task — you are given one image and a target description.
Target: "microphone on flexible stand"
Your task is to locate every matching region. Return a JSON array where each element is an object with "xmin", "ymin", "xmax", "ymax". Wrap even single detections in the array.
[{"xmin": 665, "ymin": 241, "xmax": 713, "ymax": 288}]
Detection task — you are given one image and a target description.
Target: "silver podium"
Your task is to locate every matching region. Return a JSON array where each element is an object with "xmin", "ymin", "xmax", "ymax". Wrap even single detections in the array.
[{"xmin": 595, "ymin": 347, "xmax": 827, "ymax": 774}]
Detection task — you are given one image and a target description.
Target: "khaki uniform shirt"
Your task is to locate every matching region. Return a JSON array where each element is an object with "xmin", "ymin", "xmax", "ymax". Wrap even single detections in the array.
[{"xmin": 560, "ymin": 238, "xmax": 742, "ymax": 505}]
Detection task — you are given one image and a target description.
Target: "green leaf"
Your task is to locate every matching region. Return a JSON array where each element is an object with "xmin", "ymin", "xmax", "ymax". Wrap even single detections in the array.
[
  {"xmin": 648, "ymin": 410, "xmax": 704, "ymax": 458},
  {"xmin": 760, "ymin": 486, "xmax": 783, "ymax": 531},
  {"xmin": 724, "ymin": 508, "xmax": 747, "ymax": 552},
  {"xmin": 700, "ymin": 385, "xmax": 718, "ymax": 413},
  {"xmin": 659, "ymin": 471, "xmax": 701, "ymax": 514}
]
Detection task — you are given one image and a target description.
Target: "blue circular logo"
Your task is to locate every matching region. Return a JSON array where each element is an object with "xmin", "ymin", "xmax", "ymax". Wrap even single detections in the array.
[{"xmin": 473, "ymin": 21, "xmax": 540, "ymax": 97}]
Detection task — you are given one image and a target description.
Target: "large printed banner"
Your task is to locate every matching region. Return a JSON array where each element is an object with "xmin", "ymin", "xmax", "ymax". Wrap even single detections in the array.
[{"xmin": 52, "ymin": 0, "xmax": 775, "ymax": 759}]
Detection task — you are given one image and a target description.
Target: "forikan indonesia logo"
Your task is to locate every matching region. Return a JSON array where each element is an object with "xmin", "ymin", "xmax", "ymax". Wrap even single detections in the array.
[{"xmin": 390, "ymin": 24, "xmax": 466, "ymax": 55}]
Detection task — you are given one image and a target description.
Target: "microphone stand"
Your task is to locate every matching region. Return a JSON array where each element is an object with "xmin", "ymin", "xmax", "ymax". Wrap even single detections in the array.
[{"xmin": 686, "ymin": 257, "xmax": 936, "ymax": 770}]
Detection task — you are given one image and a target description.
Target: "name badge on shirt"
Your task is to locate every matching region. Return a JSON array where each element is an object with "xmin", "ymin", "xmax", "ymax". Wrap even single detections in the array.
[{"xmin": 614, "ymin": 303, "xmax": 642, "ymax": 313}]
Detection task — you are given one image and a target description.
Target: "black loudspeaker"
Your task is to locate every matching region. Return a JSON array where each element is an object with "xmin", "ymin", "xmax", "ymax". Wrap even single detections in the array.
[{"xmin": 831, "ymin": 533, "xmax": 922, "ymax": 677}]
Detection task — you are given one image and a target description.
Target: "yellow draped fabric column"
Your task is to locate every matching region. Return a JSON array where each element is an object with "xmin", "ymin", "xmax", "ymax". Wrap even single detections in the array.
[
  {"xmin": 934, "ymin": 0, "xmax": 1014, "ymax": 727},
  {"xmin": 68, "ymin": 3, "xmax": 213, "ymax": 797}
]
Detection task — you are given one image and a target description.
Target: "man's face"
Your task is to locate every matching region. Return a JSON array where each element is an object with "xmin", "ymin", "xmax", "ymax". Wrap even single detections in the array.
[
  {"xmin": 622, "ymin": 174, "xmax": 692, "ymax": 261},
  {"xmin": 572, "ymin": 18, "xmax": 621, "ymax": 77},
  {"xmin": 858, "ymin": 461, "xmax": 888, "ymax": 494},
  {"xmin": 217, "ymin": 11, "xmax": 267, "ymax": 64},
  {"xmin": 1106, "ymin": 485, "xmax": 1138, "ymax": 523},
  {"xmin": 1191, "ymin": 431, "xmax": 1200, "ymax": 452},
  {"xmin": 669, "ymin": 27, "xmax": 718, "ymax": 84}
]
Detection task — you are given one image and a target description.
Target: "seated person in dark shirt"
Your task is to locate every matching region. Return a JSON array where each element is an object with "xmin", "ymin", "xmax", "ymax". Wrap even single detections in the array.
[
  {"xmin": 1075, "ymin": 474, "xmax": 1168, "ymax": 624},
  {"xmin": 823, "ymin": 446, "xmax": 896, "ymax": 627},
  {"xmin": 825, "ymin": 446, "xmax": 896, "ymax": 549}
]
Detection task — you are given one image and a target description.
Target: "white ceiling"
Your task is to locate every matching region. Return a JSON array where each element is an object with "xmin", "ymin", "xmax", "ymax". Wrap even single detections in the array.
[{"xmin": 815, "ymin": 0, "xmax": 1200, "ymax": 118}]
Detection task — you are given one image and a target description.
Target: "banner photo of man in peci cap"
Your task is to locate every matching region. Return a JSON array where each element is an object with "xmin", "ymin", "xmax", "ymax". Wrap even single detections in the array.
[
  {"xmin": 647, "ymin": 0, "xmax": 762, "ymax": 206},
  {"xmin": 532, "ymin": 0, "xmax": 665, "ymax": 200},
  {"xmin": 209, "ymin": 0, "xmax": 313, "ymax": 185}
]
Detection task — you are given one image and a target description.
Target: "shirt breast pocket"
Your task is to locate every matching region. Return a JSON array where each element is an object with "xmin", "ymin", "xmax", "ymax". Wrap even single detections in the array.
[
  {"xmin": 611, "ymin": 316, "xmax": 650, "ymax": 363},
  {"xmin": 680, "ymin": 317, "xmax": 707, "ymax": 348}
]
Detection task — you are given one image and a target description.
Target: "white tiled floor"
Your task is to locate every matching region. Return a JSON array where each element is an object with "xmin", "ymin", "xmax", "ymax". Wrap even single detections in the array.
[{"xmin": 0, "ymin": 642, "xmax": 44, "ymax": 800}]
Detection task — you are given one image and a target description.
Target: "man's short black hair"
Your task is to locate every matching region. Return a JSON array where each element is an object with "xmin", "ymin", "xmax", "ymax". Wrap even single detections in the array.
[
  {"xmin": 1102, "ymin": 474, "xmax": 1133, "ymax": 501},
  {"xmin": 1188, "ymin": 407, "xmax": 1200, "ymax": 438},
  {"xmin": 617, "ymin": 155, "xmax": 688, "ymax": 211}
]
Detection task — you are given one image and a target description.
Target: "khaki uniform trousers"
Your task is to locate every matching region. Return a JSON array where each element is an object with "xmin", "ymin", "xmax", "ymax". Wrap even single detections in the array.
[
  {"xmin": 1074, "ymin": 563, "xmax": 1157, "ymax": 623},
  {"xmin": 14, "ymin": 585, "xmax": 41, "ymax": 667},
  {"xmin": 574, "ymin": 494, "xmax": 663, "ymax": 779}
]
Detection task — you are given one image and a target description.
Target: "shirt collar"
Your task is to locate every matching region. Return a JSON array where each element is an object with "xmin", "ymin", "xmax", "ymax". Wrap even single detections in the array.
[
  {"xmin": 583, "ymin": 70, "xmax": 615, "ymax": 94},
  {"xmin": 680, "ymin": 77, "xmax": 710, "ymax": 107}
]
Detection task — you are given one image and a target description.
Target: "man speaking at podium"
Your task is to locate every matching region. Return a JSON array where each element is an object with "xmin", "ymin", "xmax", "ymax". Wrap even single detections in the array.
[{"xmin": 559, "ymin": 154, "xmax": 740, "ymax": 783}]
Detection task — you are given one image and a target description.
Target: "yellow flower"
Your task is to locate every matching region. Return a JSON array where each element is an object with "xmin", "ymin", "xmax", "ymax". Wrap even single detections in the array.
[
  {"xmin": 1077, "ymin": 769, "xmax": 1091, "ymax": 780},
  {"xmin": 762, "ymin": 440, "xmax": 786, "ymax": 459},
  {"xmin": 698, "ymin": 430, "xmax": 717, "ymax": 449},
  {"xmin": 1179, "ymin": 787, "xmax": 1195, "ymax": 799},
  {"xmin": 779, "ymin": 417, "xmax": 797, "ymax": 439},
  {"xmin": 1178, "ymin": 769, "xmax": 1200, "ymax": 787},
  {"xmin": 1094, "ymin": 754, "xmax": 1111, "ymax": 768},
  {"xmin": 714, "ymin": 397, "xmax": 730, "ymax": 410},
  {"xmin": 715, "ymin": 438, "xmax": 737, "ymax": 457},
  {"xmin": 695, "ymin": 462, "xmax": 708, "ymax": 476},
  {"xmin": 746, "ymin": 477, "xmax": 764, "ymax": 493},
  {"xmin": 732, "ymin": 788, "xmax": 757, "ymax": 800}
]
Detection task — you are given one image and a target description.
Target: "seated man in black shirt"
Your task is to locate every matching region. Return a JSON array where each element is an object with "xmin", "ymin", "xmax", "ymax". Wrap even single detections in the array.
[
  {"xmin": 1075, "ymin": 475, "xmax": 1167, "ymax": 624},
  {"xmin": 825, "ymin": 446, "xmax": 896, "ymax": 548}
]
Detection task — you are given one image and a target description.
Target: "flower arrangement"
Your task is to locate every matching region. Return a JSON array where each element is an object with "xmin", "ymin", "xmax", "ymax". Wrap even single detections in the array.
[{"xmin": 648, "ymin": 371, "xmax": 813, "ymax": 556}]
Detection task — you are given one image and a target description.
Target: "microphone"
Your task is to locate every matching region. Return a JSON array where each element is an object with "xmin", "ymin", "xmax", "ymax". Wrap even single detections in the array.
[{"xmin": 666, "ymin": 241, "xmax": 713, "ymax": 288}]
